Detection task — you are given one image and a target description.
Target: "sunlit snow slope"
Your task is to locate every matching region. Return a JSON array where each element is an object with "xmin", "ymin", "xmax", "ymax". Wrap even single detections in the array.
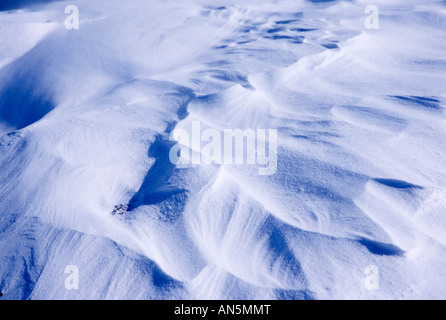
[{"xmin": 1, "ymin": 0, "xmax": 446, "ymax": 299}]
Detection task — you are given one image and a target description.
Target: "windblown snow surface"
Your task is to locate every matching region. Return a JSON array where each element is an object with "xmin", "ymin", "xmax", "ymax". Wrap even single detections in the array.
[{"xmin": 0, "ymin": 0, "xmax": 446, "ymax": 300}]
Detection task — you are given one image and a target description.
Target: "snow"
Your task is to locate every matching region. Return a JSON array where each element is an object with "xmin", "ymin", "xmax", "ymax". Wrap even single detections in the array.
[{"xmin": 0, "ymin": 0, "xmax": 445, "ymax": 299}]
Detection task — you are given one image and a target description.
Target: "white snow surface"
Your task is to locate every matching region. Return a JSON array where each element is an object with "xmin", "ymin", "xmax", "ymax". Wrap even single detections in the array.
[{"xmin": 0, "ymin": 0, "xmax": 446, "ymax": 299}]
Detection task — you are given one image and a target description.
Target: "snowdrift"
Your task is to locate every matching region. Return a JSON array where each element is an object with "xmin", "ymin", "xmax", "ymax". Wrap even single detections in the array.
[{"xmin": 0, "ymin": 0, "xmax": 445, "ymax": 299}]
